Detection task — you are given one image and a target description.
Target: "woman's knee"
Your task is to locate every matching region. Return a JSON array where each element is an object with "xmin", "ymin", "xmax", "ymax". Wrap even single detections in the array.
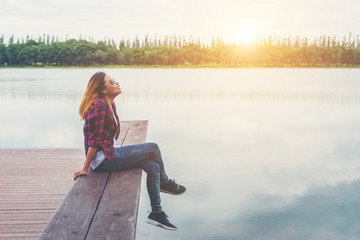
[
  {"xmin": 143, "ymin": 160, "xmax": 160, "ymax": 176},
  {"xmin": 146, "ymin": 142, "xmax": 159, "ymax": 151}
]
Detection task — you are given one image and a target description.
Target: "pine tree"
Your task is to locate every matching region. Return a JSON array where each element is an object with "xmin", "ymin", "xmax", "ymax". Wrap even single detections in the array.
[
  {"xmin": 135, "ymin": 35, "xmax": 140, "ymax": 48},
  {"xmin": 126, "ymin": 39, "xmax": 131, "ymax": 48},
  {"xmin": 342, "ymin": 34, "xmax": 347, "ymax": 48},
  {"xmin": 9, "ymin": 34, "xmax": 14, "ymax": 44},
  {"xmin": 312, "ymin": 37, "xmax": 318, "ymax": 47},
  {"xmin": 294, "ymin": 36, "xmax": 300, "ymax": 47},
  {"xmin": 153, "ymin": 34, "xmax": 157, "ymax": 47},
  {"xmin": 302, "ymin": 37, "xmax": 309, "ymax": 47},
  {"xmin": 331, "ymin": 36, "xmax": 337, "ymax": 47},
  {"xmin": 348, "ymin": 32, "xmax": 353, "ymax": 48},
  {"xmin": 144, "ymin": 34, "xmax": 149, "ymax": 47},
  {"xmin": 119, "ymin": 38, "xmax": 125, "ymax": 49},
  {"xmin": 173, "ymin": 34, "xmax": 178, "ymax": 48}
]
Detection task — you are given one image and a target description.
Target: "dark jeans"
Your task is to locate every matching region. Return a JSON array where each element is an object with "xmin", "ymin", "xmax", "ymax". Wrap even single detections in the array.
[{"xmin": 95, "ymin": 142, "xmax": 169, "ymax": 213}]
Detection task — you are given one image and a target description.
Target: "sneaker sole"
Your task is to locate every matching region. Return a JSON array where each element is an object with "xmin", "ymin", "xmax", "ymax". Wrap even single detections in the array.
[
  {"xmin": 160, "ymin": 189, "xmax": 186, "ymax": 195},
  {"xmin": 146, "ymin": 218, "xmax": 177, "ymax": 231}
]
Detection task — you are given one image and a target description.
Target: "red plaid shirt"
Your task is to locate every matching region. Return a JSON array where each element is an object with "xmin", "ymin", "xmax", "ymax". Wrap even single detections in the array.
[{"xmin": 83, "ymin": 98, "xmax": 120, "ymax": 160}]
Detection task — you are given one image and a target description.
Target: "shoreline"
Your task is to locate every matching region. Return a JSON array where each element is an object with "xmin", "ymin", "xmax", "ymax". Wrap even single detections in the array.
[{"xmin": 1, "ymin": 65, "xmax": 360, "ymax": 69}]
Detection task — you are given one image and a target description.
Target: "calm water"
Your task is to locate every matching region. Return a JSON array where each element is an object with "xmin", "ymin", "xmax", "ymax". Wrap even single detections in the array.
[{"xmin": 1, "ymin": 68, "xmax": 360, "ymax": 239}]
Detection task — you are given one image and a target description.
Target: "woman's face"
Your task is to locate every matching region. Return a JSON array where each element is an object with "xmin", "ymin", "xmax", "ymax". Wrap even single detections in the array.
[{"xmin": 103, "ymin": 74, "xmax": 122, "ymax": 97}]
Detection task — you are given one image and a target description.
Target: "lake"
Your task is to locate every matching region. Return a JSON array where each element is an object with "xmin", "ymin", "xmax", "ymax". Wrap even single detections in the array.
[{"xmin": 1, "ymin": 68, "xmax": 360, "ymax": 239}]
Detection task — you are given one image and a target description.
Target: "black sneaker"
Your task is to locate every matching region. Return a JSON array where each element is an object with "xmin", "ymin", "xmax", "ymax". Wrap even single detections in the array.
[
  {"xmin": 160, "ymin": 179, "xmax": 186, "ymax": 195},
  {"xmin": 146, "ymin": 211, "xmax": 177, "ymax": 230}
]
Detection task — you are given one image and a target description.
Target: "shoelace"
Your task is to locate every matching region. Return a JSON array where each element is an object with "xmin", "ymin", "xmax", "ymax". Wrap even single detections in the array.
[
  {"xmin": 147, "ymin": 211, "xmax": 169, "ymax": 218},
  {"xmin": 170, "ymin": 179, "xmax": 180, "ymax": 190}
]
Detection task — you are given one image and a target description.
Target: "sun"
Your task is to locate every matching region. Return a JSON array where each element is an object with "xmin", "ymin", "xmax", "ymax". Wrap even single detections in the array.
[{"xmin": 234, "ymin": 29, "xmax": 255, "ymax": 45}]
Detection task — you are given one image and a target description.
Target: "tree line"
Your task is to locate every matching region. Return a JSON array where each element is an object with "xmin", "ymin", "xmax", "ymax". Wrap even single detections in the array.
[{"xmin": 0, "ymin": 33, "xmax": 360, "ymax": 67}]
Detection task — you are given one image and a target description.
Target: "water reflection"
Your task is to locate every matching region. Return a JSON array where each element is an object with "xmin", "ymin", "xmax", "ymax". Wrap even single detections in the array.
[
  {"xmin": 1, "ymin": 68, "xmax": 360, "ymax": 239},
  {"xmin": 237, "ymin": 178, "xmax": 360, "ymax": 240},
  {"xmin": 137, "ymin": 178, "xmax": 360, "ymax": 240},
  {"xmin": 0, "ymin": 87, "xmax": 80, "ymax": 101},
  {"xmin": 1, "ymin": 85, "xmax": 360, "ymax": 106}
]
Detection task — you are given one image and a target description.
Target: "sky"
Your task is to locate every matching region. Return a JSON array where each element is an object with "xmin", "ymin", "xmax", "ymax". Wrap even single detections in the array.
[{"xmin": 1, "ymin": 0, "xmax": 360, "ymax": 44}]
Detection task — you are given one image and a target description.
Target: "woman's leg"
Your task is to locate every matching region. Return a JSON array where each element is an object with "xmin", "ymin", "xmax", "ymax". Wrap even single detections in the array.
[
  {"xmin": 94, "ymin": 142, "xmax": 184, "ymax": 230},
  {"xmin": 95, "ymin": 142, "xmax": 170, "ymax": 211},
  {"xmin": 98, "ymin": 142, "xmax": 169, "ymax": 184},
  {"xmin": 132, "ymin": 159, "xmax": 162, "ymax": 213}
]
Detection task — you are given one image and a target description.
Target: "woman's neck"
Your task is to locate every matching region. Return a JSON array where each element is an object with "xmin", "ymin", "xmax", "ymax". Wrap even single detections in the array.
[{"xmin": 104, "ymin": 95, "xmax": 115, "ymax": 107}]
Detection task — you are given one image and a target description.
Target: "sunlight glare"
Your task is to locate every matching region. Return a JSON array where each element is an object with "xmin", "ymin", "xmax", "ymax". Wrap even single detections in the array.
[{"xmin": 235, "ymin": 28, "xmax": 255, "ymax": 45}]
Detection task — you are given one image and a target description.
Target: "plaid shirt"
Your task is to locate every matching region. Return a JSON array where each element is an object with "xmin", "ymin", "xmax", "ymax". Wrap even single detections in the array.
[{"xmin": 83, "ymin": 98, "xmax": 120, "ymax": 160}]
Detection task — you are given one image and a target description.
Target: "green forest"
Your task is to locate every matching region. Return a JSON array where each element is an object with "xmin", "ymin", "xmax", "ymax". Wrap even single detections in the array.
[{"xmin": 0, "ymin": 33, "xmax": 360, "ymax": 67}]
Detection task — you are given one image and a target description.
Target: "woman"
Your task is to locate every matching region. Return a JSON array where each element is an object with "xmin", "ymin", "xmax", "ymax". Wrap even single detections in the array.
[{"xmin": 74, "ymin": 71, "xmax": 186, "ymax": 230}]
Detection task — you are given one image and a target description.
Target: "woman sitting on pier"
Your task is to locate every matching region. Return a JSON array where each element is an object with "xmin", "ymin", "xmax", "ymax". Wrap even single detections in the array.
[{"xmin": 74, "ymin": 71, "xmax": 186, "ymax": 230}]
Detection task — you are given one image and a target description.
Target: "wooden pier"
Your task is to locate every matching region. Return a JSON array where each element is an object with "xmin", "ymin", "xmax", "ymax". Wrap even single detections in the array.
[
  {"xmin": 0, "ymin": 120, "xmax": 147, "ymax": 240},
  {"xmin": 0, "ymin": 148, "xmax": 82, "ymax": 239}
]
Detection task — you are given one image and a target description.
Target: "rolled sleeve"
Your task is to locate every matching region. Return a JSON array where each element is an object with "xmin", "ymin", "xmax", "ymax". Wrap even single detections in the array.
[{"xmin": 87, "ymin": 101, "xmax": 106, "ymax": 148}]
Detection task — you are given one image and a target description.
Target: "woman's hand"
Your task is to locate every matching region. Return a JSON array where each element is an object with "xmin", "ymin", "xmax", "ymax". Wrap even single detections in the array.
[
  {"xmin": 74, "ymin": 169, "xmax": 88, "ymax": 181},
  {"xmin": 75, "ymin": 147, "xmax": 96, "ymax": 180}
]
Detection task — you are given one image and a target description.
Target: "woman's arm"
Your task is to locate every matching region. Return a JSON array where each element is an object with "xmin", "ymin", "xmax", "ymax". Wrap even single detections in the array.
[
  {"xmin": 74, "ymin": 100, "xmax": 107, "ymax": 180},
  {"xmin": 74, "ymin": 146, "xmax": 97, "ymax": 180}
]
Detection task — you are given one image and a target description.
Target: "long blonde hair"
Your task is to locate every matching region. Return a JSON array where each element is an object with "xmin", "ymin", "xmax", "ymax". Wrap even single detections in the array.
[{"xmin": 79, "ymin": 71, "xmax": 106, "ymax": 120}]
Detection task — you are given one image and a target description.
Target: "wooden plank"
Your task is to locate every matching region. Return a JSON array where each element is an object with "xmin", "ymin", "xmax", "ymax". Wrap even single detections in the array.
[
  {"xmin": 0, "ymin": 148, "xmax": 83, "ymax": 240},
  {"xmin": 0, "ymin": 213, "xmax": 54, "ymax": 221},
  {"xmin": 0, "ymin": 233, "xmax": 40, "ymax": 239},
  {"xmin": 0, "ymin": 223, "xmax": 46, "ymax": 233},
  {"xmin": 0, "ymin": 120, "xmax": 146, "ymax": 239},
  {"xmin": 0, "ymin": 232, "xmax": 41, "ymax": 239},
  {"xmin": 86, "ymin": 120, "xmax": 148, "ymax": 240},
  {"xmin": 39, "ymin": 121, "xmax": 133, "ymax": 240},
  {"xmin": 38, "ymin": 169, "xmax": 110, "ymax": 239}
]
